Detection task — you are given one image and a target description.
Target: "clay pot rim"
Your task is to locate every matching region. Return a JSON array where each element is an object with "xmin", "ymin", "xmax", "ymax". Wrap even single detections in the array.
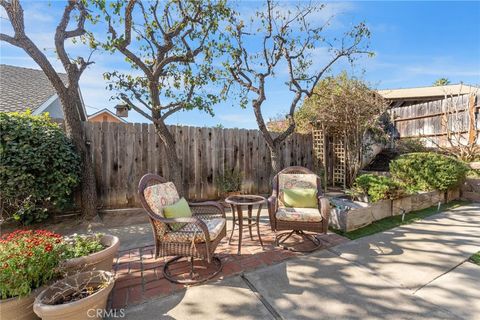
[
  {"xmin": 34, "ymin": 270, "xmax": 114, "ymax": 312},
  {"xmin": 62, "ymin": 234, "xmax": 119, "ymax": 268}
]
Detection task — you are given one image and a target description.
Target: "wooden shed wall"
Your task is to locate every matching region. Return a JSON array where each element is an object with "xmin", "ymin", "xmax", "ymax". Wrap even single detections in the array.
[{"xmin": 388, "ymin": 94, "xmax": 480, "ymax": 147}]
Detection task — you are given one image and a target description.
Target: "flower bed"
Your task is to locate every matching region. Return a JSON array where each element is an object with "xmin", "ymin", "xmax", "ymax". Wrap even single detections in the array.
[
  {"xmin": 0, "ymin": 230, "xmax": 64, "ymax": 320},
  {"xmin": 331, "ymin": 152, "xmax": 467, "ymax": 232},
  {"xmin": 0, "ymin": 230, "xmax": 64, "ymax": 300},
  {"xmin": 331, "ymin": 188, "xmax": 460, "ymax": 233}
]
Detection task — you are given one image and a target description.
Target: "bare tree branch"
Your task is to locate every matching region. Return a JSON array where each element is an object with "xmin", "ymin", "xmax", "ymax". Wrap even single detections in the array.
[
  {"xmin": 0, "ymin": 0, "xmax": 98, "ymax": 217},
  {"xmin": 120, "ymin": 93, "xmax": 155, "ymax": 122},
  {"xmin": 161, "ymin": 106, "xmax": 183, "ymax": 120},
  {"xmin": 0, "ymin": 33, "xmax": 20, "ymax": 46}
]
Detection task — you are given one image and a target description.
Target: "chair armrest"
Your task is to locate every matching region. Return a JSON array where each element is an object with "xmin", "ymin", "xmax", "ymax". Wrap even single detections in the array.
[
  {"xmin": 149, "ymin": 214, "xmax": 211, "ymax": 243},
  {"xmin": 189, "ymin": 201, "xmax": 226, "ymax": 218},
  {"xmin": 318, "ymin": 196, "xmax": 330, "ymax": 221}
]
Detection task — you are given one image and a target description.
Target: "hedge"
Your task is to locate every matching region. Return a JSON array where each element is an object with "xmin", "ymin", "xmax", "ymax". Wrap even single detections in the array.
[
  {"xmin": 389, "ymin": 152, "xmax": 468, "ymax": 192},
  {"xmin": 0, "ymin": 111, "xmax": 80, "ymax": 224}
]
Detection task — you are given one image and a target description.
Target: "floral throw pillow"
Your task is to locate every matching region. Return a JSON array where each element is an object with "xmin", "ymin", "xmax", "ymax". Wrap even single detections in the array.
[{"xmin": 143, "ymin": 182, "xmax": 180, "ymax": 217}]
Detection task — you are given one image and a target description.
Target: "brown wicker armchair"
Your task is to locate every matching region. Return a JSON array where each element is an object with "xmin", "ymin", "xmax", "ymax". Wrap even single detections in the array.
[
  {"xmin": 267, "ymin": 166, "xmax": 330, "ymax": 252},
  {"xmin": 138, "ymin": 174, "xmax": 226, "ymax": 284}
]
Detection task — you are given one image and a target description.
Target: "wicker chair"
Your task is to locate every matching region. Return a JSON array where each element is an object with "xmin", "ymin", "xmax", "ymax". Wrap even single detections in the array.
[
  {"xmin": 267, "ymin": 166, "xmax": 330, "ymax": 252},
  {"xmin": 138, "ymin": 174, "xmax": 226, "ymax": 284}
]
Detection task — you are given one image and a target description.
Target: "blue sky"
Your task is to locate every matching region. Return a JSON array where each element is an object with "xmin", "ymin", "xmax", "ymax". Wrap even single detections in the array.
[{"xmin": 1, "ymin": 1, "xmax": 479, "ymax": 128}]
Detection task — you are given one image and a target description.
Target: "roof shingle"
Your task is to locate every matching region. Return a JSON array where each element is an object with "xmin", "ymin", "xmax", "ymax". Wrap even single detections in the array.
[{"xmin": 0, "ymin": 64, "xmax": 68, "ymax": 113}]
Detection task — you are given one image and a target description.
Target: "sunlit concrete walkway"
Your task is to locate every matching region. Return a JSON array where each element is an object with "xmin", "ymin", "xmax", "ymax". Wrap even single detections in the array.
[{"xmin": 119, "ymin": 202, "xmax": 480, "ymax": 319}]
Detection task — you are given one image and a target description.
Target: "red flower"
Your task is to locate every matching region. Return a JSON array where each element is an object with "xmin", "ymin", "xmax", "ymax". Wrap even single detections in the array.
[{"xmin": 44, "ymin": 244, "xmax": 53, "ymax": 252}]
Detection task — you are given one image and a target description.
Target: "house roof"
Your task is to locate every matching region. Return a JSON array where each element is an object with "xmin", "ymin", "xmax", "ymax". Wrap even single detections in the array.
[
  {"xmin": 0, "ymin": 64, "xmax": 69, "ymax": 113},
  {"xmin": 87, "ymin": 108, "xmax": 128, "ymax": 123},
  {"xmin": 378, "ymin": 84, "xmax": 478, "ymax": 101}
]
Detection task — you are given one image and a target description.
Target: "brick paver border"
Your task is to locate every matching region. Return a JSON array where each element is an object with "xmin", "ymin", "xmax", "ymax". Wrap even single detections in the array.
[{"xmin": 108, "ymin": 223, "xmax": 347, "ymax": 309}]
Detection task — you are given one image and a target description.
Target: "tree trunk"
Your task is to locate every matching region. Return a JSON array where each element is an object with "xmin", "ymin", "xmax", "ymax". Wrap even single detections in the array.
[
  {"xmin": 154, "ymin": 121, "xmax": 184, "ymax": 196},
  {"xmin": 148, "ymin": 81, "xmax": 185, "ymax": 196},
  {"xmin": 60, "ymin": 90, "xmax": 97, "ymax": 219},
  {"xmin": 0, "ymin": 1, "xmax": 98, "ymax": 219},
  {"xmin": 252, "ymin": 100, "xmax": 283, "ymax": 182},
  {"xmin": 268, "ymin": 143, "xmax": 282, "ymax": 182}
]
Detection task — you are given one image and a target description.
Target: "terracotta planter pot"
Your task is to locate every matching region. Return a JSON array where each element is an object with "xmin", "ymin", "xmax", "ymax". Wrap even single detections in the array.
[
  {"xmin": 33, "ymin": 271, "xmax": 115, "ymax": 320},
  {"xmin": 63, "ymin": 235, "xmax": 119, "ymax": 274},
  {"xmin": 0, "ymin": 286, "xmax": 44, "ymax": 320}
]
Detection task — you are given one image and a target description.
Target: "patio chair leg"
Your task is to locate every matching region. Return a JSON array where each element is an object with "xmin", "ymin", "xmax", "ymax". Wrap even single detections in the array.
[
  {"xmin": 276, "ymin": 230, "xmax": 295, "ymax": 245},
  {"xmin": 298, "ymin": 230, "xmax": 321, "ymax": 246},
  {"xmin": 275, "ymin": 230, "xmax": 323, "ymax": 253},
  {"xmin": 163, "ymin": 256, "xmax": 223, "ymax": 285}
]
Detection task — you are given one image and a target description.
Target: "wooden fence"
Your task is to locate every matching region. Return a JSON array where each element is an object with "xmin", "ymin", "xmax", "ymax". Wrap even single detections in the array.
[
  {"xmin": 84, "ymin": 122, "xmax": 313, "ymax": 208},
  {"xmin": 388, "ymin": 94, "xmax": 480, "ymax": 147}
]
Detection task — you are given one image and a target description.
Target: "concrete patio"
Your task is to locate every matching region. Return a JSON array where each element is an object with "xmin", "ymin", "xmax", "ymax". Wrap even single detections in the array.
[{"xmin": 115, "ymin": 202, "xmax": 480, "ymax": 320}]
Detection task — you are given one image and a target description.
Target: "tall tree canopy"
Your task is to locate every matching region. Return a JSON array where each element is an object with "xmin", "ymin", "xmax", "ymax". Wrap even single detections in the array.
[
  {"xmin": 433, "ymin": 78, "xmax": 451, "ymax": 86},
  {"xmin": 298, "ymin": 72, "xmax": 387, "ymax": 182},
  {"xmin": 0, "ymin": 0, "xmax": 97, "ymax": 218},
  {"xmin": 89, "ymin": 0, "xmax": 233, "ymax": 194},
  {"xmin": 226, "ymin": 0, "xmax": 372, "ymax": 176}
]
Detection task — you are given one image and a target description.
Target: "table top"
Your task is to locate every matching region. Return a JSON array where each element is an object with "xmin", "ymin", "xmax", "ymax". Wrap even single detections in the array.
[{"xmin": 225, "ymin": 194, "xmax": 267, "ymax": 206}]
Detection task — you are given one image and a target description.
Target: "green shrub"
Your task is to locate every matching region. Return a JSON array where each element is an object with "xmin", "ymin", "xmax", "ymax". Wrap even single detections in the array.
[
  {"xmin": 395, "ymin": 138, "xmax": 428, "ymax": 154},
  {"xmin": 390, "ymin": 152, "xmax": 468, "ymax": 192},
  {"xmin": 0, "ymin": 111, "xmax": 80, "ymax": 224},
  {"xmin": 349, "ymin": 174, "xmax": 404, "ymax": 202},
  {"xmin": 214, "ymin": 170, "xmax": 242, "ymax": 194},
  {"xmin": 61, "ymin": 233, "xmax": 105, "ymax": 260}
]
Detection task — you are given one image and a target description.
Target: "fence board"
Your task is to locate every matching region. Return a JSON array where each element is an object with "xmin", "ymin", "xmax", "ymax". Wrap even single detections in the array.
[{"xmin": 83, "ymin": 122, "xmax": 313, "ymax": 208}]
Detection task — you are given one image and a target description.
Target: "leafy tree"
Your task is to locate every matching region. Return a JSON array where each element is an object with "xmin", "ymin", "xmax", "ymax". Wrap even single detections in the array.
[
  {"xmin": 0, "ymin": 0, "xmax": 97, "ymax": 218},
  {"xmin": 89, "ymin": 0, "xmax": 232, "ymax": 195},
  {"xmin": 298, "ymin": 72, "xmax": 387, "ymax": 182},
  {"xmin": 226, "ymin": 0, "xmax": 372, "ymax": 176},
  {"xmin": 433, "ymin": 78, "xmax": 450, "ymax": 86}
]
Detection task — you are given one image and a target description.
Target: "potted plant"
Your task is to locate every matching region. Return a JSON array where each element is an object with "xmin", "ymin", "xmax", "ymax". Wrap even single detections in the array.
[
  {"xmin": 214, "ymin": 169, "xmax": 243, "ymax": 200},
  {"xmin": 61, "ymin": 233, "xmax": 120, "ymax": 274},
  {"xmin": 33, "ymin": 270, "xmax": 115, "ymax": 320},
  {"xmin": 0, "ymin": 230, "xmax": 64, "ymax": 320}
]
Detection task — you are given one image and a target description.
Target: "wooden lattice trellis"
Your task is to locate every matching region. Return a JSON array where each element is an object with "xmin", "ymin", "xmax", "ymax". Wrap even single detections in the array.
[
  {"xmin": 332, "ymin": 137, "xmax": 346, "ymax": 188},
  {"xmin": 312, "ymin": 127, "xmax": 347, "ymax": 188}
]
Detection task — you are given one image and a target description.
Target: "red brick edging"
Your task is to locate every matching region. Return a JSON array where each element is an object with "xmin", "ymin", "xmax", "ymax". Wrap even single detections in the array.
[{"xmin": 109, "ymin": 225, "xmax": 347, "ymax": 309}]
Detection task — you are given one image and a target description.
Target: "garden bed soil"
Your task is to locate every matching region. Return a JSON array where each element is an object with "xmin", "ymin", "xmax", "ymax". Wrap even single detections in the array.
[{"xmin": 52, "ymin": 284, "xmax": 103, "ymax": 305}]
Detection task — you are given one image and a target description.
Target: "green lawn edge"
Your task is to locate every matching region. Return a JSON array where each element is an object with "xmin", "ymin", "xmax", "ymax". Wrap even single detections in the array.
[
  {"xmin": 470, "ymin": 252, "xmax": 480, "ymax": 265},
  {"xmin": 331, "ymin": 200, "xmax": 469, "ymax": 240}
]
